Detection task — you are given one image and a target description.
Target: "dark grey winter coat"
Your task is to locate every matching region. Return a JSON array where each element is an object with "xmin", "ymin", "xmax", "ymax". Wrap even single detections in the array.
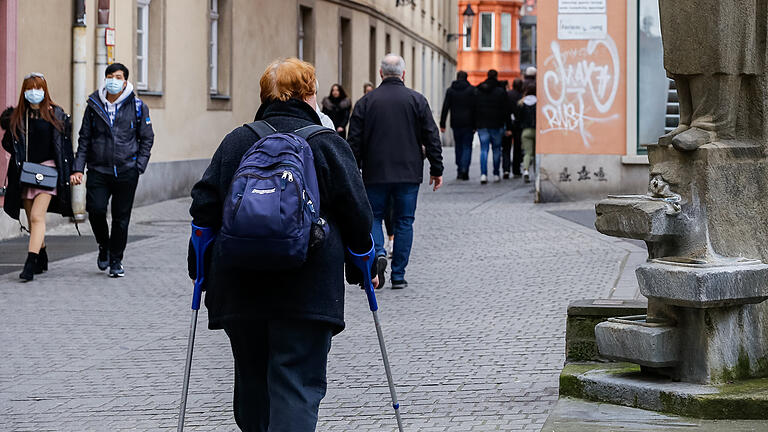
[
  {"xmin": 189, "ymin": 99, "xmax": 373, "ymax": 334},
  {"xmin": 74, "ymin": 90, "xmax": 154, "ymax": 175},
  {"xmin": 1, "ymin": 106, "xmax": 74, "ymax": 220}
]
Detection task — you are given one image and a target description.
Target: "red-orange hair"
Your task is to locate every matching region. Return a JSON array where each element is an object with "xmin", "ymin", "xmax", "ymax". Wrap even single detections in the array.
[{"xmin": 260, "ymin": 58, "xmax": 317, "ymax": 103}]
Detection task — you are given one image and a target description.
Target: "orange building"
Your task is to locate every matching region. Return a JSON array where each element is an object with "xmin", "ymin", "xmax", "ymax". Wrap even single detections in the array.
[{"xmin": 456, "ymin": 0, "xmax": 536, "ymax": 85}]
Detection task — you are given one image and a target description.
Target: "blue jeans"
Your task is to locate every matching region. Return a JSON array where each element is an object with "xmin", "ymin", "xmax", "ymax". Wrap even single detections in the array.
[
  {"xmin": 365, "ymin": 183, "xmax": 420, "ymax": 281},
  {"xmin": 452, "ymin": 127, "xmax": 474, "ymax": 175},
  {"xmin": 477, "ymin": 128, "xmax": 504, "ymax": 176},
  {"xmin": 224, "ymin": 319, "xmax": 333, "ymax": 432}
]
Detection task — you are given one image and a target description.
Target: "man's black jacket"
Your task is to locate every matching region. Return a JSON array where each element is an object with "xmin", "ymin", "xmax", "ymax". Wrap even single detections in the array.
[
  {"xmin": 474, "ymin": 77, "xmax": 512, "ymax": 130},
  {"xmin": 347, "ymin": 77, "xmax": 443, "ymax": 184},
  {"xmin": 75, "ymin": 90, "xmax": 154, "ymax": 175},
  {"xmin": 439, "ymin": 79, "xmax": 476, "ymax": 129},
  {"xmin": 507, "ymin": 88, "xmax": 523, "ymax": 130}
]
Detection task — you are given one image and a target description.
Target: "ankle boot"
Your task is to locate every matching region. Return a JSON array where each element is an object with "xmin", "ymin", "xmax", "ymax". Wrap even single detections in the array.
[
  {"xmin": 20, "ymin": 252, "xmax": 38, "ymax": 282},
  {"xmin": 36, "ymin": 247, "xmax": 48, "ymax": 274}
]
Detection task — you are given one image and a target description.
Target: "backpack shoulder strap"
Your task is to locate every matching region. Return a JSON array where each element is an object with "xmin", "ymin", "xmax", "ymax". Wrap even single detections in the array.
[
  {"xmin": 244, "ymin": 120, "xmax": 277, "ymax": 140},
  {"xmin": 292, "ymin": 124, "xmax": 334, "ymax": 141},
  {"xmin": 134, "ymin": 98, "xmax": 143, "ymax": 123}
]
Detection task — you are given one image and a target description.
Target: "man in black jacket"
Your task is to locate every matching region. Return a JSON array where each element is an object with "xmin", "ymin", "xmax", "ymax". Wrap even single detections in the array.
[
  {"xmin": 348, "ymin": 54, "xmax": 444, "ymax": 289},
  {"xmin": 474, "ymin": 69, "xmax": 512, "ymax": 184},
  {"xmin": 70, "ymin": 63, "xmax": 154, "ymax": 277},
  {"xmin": 440, "ymin": 71, "xmax": 475, "ymax": 180}
]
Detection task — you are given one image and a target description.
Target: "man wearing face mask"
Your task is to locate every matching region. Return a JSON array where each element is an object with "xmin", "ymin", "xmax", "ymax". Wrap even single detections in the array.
[{"xmin": 70, "ymin": 63, "xmax": 154, "ymax": 278}]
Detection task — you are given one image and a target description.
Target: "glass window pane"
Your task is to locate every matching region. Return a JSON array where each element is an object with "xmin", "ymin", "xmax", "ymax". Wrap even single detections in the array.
[
  {"xmin": 464, "ymin": 21, "xmax": 471, "ymax": 49},
  {"xmin": 501, "ymin": 13, "xmax": 511, "ymax": 51},
  {"xmin": 481, "ymin": 13, "xmax": 493, "ymax": 48},
  {"xmin": 637, "ymin": 0, "xmax": 675, "ymax": 149}
]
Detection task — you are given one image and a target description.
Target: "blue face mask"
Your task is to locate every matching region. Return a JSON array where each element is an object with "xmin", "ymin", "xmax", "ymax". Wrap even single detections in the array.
[
  {"xmin": 105, "ymin": 78, "xmax": 125, "ymax": 95},
  {"xmin": 24, "ymin": 89, "xmax": 45, "ymax": 104}
]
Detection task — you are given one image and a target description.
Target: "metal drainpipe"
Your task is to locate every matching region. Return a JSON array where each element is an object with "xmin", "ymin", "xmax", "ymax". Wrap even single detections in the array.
[{"xmin": 71, "ymin": 0, "xmax": 87, "ymax": 222}]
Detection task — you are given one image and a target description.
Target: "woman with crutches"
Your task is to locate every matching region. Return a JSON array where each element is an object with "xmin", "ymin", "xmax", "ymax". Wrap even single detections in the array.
[{"xmin": 187, "ymin": 58, "xmax": 378, "ymax": 431}]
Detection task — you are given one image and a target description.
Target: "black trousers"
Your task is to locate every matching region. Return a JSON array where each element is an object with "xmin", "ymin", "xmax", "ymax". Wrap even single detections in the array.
[
  {"xmin": 85, "ymin": 169, "xmax": 139, "ymax": 262},
  {"xmin": 224, "ymin": 319, "xmax": 334, "ymax": 432},
  {"xmin": 501, "ymin": 134, "xmax": 513, "ymax": 174},
  {"xmin": 511, "ymin": 127, "xmax": 523, "ymax": 176}
]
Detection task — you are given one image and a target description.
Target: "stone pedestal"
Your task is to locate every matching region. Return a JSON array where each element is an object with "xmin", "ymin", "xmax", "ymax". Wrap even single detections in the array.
[{"xmin": 593, "ymin": 142, "xmax": 768, "ymax": 384}]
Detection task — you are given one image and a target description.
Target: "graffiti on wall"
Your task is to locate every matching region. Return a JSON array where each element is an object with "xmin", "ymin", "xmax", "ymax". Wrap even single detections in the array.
[{"xmin": 541, "ymin": 35, "xmax": 621, "ymax": 147}]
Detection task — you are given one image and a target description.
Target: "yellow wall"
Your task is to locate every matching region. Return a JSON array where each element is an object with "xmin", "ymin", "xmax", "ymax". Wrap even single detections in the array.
[{"xmin": 14, "ymin": 0, "xmax": 457, "ymax": 164}]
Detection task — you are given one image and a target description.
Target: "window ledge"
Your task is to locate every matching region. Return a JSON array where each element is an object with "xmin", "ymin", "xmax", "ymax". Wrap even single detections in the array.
[
  {"xmin": 210, "ymin": 94, "xmax": 231, "ymax": 101},
  {"xmin": 137, "ymin": 90, "xmax": 164, "ymax": 97},
  {"xmin": 621, "ymin": 155, "xmax": 649, "ymax": 165}
]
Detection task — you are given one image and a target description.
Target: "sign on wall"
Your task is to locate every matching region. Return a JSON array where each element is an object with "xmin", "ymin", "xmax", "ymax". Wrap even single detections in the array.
[
  {"xmin": 558, "ymin": 0, "xmax": 606, "ymax": 13},
  {"xmin": 558, "ymin": 14, "xmax": 607, "ymax": 40}
]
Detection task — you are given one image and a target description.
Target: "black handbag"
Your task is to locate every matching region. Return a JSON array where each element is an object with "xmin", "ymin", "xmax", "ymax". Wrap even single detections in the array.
[{"xmin": 19, "ymin": 111, "xmax": 58, "ymax": 190}]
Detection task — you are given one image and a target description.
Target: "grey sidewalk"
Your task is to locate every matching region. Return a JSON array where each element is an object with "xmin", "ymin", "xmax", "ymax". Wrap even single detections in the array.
[{"xmin": 0, "ymin": 157, "xmax": 644, "ymax": 431}]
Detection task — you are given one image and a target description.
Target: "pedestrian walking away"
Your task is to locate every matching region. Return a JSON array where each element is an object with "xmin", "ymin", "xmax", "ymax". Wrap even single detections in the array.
[
  {"xmin": 321, "ymin": 84, "xmax": 351, "ymax": 139},
  {"xmin": 440, "ymin": 70, "xmax": 476, "ymax": 181},
  {"xmin": 70, "ymin": 62, "xmax": 154, "ymax": 278},
  {"xmin": 1, "ymin": 72, "xmax": 74, "ymax": 282},
  {"xmin": 188, "ymin": 58, "xmax": 377, "ymax": 431},
  {"xmin": 519, "ymin": 83, "xmax": 537, "ymax": 183},
  {"xmin": 504, "ymin": 78, "xmax": 524, "ymax": 178},
  {"xmin": 348, "ymin": 53, "xmax": 444, "ymax": 289},
  {"xmin": 474, "ymin": 69, "xmax": 512, "ymax": 184}
]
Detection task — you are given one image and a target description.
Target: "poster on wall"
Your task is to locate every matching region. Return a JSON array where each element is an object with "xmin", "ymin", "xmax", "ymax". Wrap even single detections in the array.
[
  {"xmin": 558, "ymin": 0, "xmax": 606, "ymax": 14},
  {"xmin": 558, "ymin": 14, "xmax": 607, "ymax": 40},
  {"xmin": 538, "ymin": 0, "xmax": 627, "ymax": 155}
]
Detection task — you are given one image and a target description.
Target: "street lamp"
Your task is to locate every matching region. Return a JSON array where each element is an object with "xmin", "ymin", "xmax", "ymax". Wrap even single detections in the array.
[{"xmin": 447, "ymin": 5, "xmax": 475, "ymax": 42}]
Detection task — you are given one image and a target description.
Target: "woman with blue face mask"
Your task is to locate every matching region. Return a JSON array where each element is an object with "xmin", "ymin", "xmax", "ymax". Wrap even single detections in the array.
[{"xmin": 0, "ymin": 73, "xmax": 75, "ymax": 281}]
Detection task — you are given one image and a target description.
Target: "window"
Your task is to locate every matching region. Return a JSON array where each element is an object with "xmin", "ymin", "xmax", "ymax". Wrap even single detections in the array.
[
  {"xmin": 519, "ymin": 16, "xmax": 536, "ymax": 70},
  {"xmin": 400, "ymin": 40, "xmax": 404, "ymax": 57},
  {"xmin": 298, "ymin": 6, "xmax": 314, "ymax": 63},
  {"xmin": 637, "ymin": 0, "xmax": 676, "ymax": 152},
  {"xmin": 479, "ymin": 12, "xmax": 494, "ymax": 50},
  {"xmin": 136, "ymin": 0, "xmax": 150, "ymax": 90},
  {"xmin": 209, "ymin": 0, "xmax": 218, "ymax": 94},
  {"xmin": 501, "ymin": 13, "xmax": 512, "ymax": 51},
  {"xmin": 369, "ymin": 26, "xmax": 377, "ymax": 84},
  {"xmin": 463, "ymin": 17, "xmax": 472, "ymax": 50},
  {"xmin": 411, "ymin": 45, "xmax": 416, "ymax": 88},
  {"xmin": 421, "ymin": 46, "xmax": 426, "ymax": 93},
  {"xmin": 385, "ymin": 33, "xmax": 391, "ymax": 54},
  {"xmin": 339, "ymin": 18, "xmax": 351, "ymax": 92}
]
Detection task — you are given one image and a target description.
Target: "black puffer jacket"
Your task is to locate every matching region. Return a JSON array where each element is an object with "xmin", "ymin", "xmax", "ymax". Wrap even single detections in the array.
[
  {"xmin": 474, "ymin": 78, "xmax": 512, "ymax": 130},
  {"xmin": 507, "ymin": 89, "xmax": 523, "ymax": 130},
  {"xmin": 320, "ymin": 96, "xmax": 351, "ymax": 135},
  {"xmin": 74, "ymin": 89, "xmax": 154, "ymax": 175},
  {"xmin": 189, "ymin": 99, "xmax": 373, "ymax": 334},
  {"xmin": 439, "ymin": 79, "xmax": 476, "ymax": 129},
  {"xmin": 348, "ymin": 77, "xmax": 444, "ymax": 184},
  {"xmin": 1, "ymin": 106, "xmax": 74, "ymax": 220}
]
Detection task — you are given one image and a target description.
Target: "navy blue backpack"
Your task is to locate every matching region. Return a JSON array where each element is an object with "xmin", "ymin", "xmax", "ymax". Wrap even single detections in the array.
[{"xmin": 219, "ymin": 120, "xmax": 333, "ymax": 270}]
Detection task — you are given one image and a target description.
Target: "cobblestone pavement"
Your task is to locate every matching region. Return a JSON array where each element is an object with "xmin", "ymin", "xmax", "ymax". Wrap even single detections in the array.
[{"xmin": 0, "ymin": 154, "xmax": 644, "ymax": 431}]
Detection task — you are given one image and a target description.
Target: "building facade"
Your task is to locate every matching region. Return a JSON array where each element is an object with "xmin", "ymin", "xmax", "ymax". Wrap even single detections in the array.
[
  {"xmin": 456, "ymin": 0, "xmax": 537, "ymax": 85},
  {"xmin": 535, "ymin": 0, "xmax": 674, "ymax": 202},
  {"xmin": 0, "ymin": 0, "xmax": 458, "ymax": 238}
]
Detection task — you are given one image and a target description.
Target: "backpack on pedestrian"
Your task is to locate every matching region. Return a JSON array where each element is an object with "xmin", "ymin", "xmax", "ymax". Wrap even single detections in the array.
[{"xmin": 218, "ymin": 120, "xmax": 332, "ymax": 270}]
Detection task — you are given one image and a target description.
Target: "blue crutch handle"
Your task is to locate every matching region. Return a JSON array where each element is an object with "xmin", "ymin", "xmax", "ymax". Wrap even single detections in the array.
[
  {"xmin": 190, "ymin": 223, "xmax": 216, "ymax": 310},
  {"xmin": 347, "ymin": 235, "xmax": 378, "ymax": 312}
]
